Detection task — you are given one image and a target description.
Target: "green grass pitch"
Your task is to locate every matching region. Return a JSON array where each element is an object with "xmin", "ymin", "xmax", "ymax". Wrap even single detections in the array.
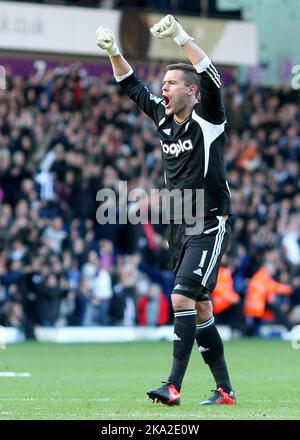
[{"xmin": 0, "ymin": 339, "xmax": 299, "ymax": 420}]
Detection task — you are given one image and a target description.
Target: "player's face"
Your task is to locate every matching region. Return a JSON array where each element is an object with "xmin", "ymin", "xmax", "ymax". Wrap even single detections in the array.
[{"xmin": 162, "ymin": 70, "xmax": 190, "ymax": 116}]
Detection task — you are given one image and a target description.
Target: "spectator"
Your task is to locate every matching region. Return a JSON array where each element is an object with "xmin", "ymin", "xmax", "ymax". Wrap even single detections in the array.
[
  {"xmin": 110, "ymin": 256, "xmax": 139, "ymax": 325},
  {"xmin": 42, "ymin": 217, "xmax": 67, "ymax": 253},
  {"xmin": 211, "ymin": 265, "xmax": 245, "ymax": 333},
  {"xmin": 91, "ymin": 263, "xmax": 113, "ymax": 325},
  {"xmin": 244, "ymin": 259, "xmax": 293, "ymax": 335},
  {"xmin": 138, "ymin": 283, "xmax": 169, "ymax": 326},
  {"xmin": 33, "ymin": 274, "xmax": 64, "ymax": 326}
]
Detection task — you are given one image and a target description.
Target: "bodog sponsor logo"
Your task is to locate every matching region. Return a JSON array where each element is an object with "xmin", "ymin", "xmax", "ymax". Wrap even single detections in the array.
[{"xmin": 161, "ymin": 139, "xmax": 193, "ymax": 157}]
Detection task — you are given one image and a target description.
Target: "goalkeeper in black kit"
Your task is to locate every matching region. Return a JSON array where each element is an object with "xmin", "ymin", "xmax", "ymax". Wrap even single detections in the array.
[{"xmin": 96, "ymin": 14, "xmax": 237, "ymax": 406}]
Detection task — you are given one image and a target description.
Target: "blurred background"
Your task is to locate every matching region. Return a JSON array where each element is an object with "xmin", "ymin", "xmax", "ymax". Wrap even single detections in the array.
[{"xmin": 0, "ymin": 0, "xmax": 300, "ymax": 342}]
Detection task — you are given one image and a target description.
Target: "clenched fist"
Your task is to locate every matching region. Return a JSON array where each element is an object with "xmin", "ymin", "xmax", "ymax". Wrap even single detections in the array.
[
  {"xmin": 96, "ymin": 26, "xmax": 120, "ymax": 56},
  {"xmin": 150, "ymin": 14, "xmax": 193, "ymax": 46}
]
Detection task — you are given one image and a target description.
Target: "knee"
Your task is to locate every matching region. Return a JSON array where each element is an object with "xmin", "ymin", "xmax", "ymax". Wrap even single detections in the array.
[
  {"xmin": 171, "ymin": 293, "xmax": 195, "ymax": 312},
  {"xmin": 196, "ymin": 301, "xmax": 213, "ymax": 322}
]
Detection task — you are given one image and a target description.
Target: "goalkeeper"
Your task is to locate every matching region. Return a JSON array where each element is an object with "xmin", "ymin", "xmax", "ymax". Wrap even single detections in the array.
[{"xmin": 96, "ymin": 15, "xmax": 236, "ymax": 406}]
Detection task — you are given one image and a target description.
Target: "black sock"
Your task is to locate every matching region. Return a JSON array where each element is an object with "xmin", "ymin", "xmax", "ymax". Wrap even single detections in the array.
[
  {"xmin": 168, "ymin": 309, "xmax": 196, "ymax": 391},
  {"xmin": 195, "ymin": 316, "xmax": 233, "ymax": 393}
]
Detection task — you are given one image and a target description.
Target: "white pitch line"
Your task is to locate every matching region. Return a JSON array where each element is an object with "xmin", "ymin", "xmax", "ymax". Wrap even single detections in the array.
[{"xmin": 0, "ymin": 372, "xmax": 31, "ymax": 377}]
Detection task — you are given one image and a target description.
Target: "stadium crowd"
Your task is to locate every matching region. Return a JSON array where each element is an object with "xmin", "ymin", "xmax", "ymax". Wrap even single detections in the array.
[{"xmin": 0, "ymin": 61, "xmax": 300, "ymax": 337}]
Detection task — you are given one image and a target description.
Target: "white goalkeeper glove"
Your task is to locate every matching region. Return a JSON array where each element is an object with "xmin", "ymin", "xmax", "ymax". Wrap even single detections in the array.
[
  {"xmin": 96, "ymin": 26, "xmax": 120, "ymax": 56},
  {"xmin": 150, "ymin": 14, "xmax": 193, "ymax": 46}
]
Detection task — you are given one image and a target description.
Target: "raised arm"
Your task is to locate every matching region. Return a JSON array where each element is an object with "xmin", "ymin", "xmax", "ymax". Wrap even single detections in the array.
[
  {"xmin": 150, "ymin": 14, "xmax": 207, "ymax": 65},
  {"xmin": 95, "ymin": 26, "xmax": 165, "ymax": 125},
  {"xmin": 150, "ymin": 15, "xmax": 224, "ymax": 123},
  {"xmin": 96, "ymin": 26, "xmax": 132, "ymax": 80}
]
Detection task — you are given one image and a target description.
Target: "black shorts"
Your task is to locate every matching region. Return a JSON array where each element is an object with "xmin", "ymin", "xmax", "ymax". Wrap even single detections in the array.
[{"xmin": 167, "ymin": 216, "xmax": 231, "ymax": 301}]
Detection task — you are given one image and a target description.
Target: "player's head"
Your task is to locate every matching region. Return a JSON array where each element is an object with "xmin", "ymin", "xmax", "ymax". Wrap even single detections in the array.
[{"xmin": 162, "ymin": 63, "xmax": 200, "ymax": 117}]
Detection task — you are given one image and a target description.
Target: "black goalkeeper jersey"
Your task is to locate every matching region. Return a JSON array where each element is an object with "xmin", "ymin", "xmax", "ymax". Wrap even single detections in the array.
[{"xmin": 118, "ymin": 63, "xmax": 232, "ymax": 220}]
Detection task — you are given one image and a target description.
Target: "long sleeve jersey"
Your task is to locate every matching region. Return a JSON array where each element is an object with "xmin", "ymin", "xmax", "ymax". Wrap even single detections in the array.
[{"xmin": 117, "ymin": 56, "xmax": 232, "ymax": 221}]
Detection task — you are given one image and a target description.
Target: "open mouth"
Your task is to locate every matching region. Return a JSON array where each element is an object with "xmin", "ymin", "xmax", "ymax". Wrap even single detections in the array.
[{"xmin": 163, "ymin": 94, "xmax": 171, "ymax": 109}]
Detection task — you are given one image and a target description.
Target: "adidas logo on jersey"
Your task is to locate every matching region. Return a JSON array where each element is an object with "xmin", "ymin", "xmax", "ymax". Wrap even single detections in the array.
[
  {"xmin": 161, "ymin": 139, "xmax": 193, "ymax": 157},
  {"xmin": 193, "ymin": 267, "xmax": 202, "ymax": 276}
]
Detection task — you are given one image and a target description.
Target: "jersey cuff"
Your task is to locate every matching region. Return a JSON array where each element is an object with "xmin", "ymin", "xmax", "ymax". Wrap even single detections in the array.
[
  {"xmin": 115, "ymin": 67, "xmax": 134, "ymax": 82},
  {"xmin": 193, "ymin": 55, "xmax": 212, "ymax": 73}
]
